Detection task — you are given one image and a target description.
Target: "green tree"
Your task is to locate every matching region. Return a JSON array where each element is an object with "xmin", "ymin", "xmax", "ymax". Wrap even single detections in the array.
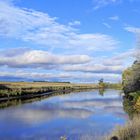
[
  {"xmin": 122, "ymin": 61, "xmax": 140, "ymax": 94},
  {"xmin": 98, "ymin": 78, "xmax": 106, "ymax": 88}
]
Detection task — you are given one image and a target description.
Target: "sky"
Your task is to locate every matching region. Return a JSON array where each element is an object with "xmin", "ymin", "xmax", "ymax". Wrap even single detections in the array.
[{"xmin": 0, "ymin": 0, "xmax": 140, "ymax": 83}]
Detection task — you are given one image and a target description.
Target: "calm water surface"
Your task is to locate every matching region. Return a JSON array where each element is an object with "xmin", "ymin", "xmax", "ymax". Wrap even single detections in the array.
[{"xmin": 0, "ymin": 89, "xmax": 129, "ymax": 140}]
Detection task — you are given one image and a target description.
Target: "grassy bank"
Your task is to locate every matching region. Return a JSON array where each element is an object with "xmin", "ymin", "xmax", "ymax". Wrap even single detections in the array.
[
  {"xmin": 107, "ymin": 115, "xmax": 140, "ymax": 140},
  {"xmin": 0, "ymin": 82, "xmax": 98, "ymax": 101},
  {"xmin": 106, "ymin": 83, "xmax": 122, "ymax": 90},
  {"xmin": 0, "ymin": 89, "xmax": 93, "ymax": 109},
  {"xmin": 107, "ymin": 92, "xmax": 140, "ymax": 140}
]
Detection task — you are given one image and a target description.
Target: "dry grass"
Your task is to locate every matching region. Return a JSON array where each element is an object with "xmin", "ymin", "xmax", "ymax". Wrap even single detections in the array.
[
  {"xmin": 0, "ymin": 81, "xmax": 97, "ymax": 88},
  {"xmin": 0, "ymin": 81, "xmax": 98, "ymax": 99},
  {"xmin": 107, "ymin": 115, "xmax": 140, "ymax": 140}
]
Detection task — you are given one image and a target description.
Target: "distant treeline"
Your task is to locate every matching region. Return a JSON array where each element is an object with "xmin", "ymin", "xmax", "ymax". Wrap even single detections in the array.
[{"xmin": 98, "ymin": 78, "xmax": 122, "ymax": 89}]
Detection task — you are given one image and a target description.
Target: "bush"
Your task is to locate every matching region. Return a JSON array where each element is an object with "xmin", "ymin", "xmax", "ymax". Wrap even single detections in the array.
[{"xmin": 122, "ymin": 61, "xmax": 140, "ymax": 94}]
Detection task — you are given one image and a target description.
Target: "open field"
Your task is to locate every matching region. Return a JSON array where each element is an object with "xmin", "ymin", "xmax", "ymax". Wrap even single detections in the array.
[{"xmin": 0, "ymin": 82, "xmax": 98, "ymax": 101}]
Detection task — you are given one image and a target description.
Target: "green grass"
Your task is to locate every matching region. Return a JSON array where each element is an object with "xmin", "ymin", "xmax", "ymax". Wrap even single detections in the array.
[{"xmin": 106, "ymin": 83, "xmax": 122, "ymax": 90}]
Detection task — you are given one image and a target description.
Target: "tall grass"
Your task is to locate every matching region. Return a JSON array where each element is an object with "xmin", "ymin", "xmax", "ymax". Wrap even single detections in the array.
[
  {"xmin": 0, "ymin": 82, "xmax": 98, "ymax": 99},
  {"xmin": 107, "ymin": 115, "xmax": 140, "ymax": 140}
]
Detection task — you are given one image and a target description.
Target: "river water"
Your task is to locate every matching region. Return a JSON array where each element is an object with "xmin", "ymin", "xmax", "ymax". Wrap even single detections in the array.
[{"xmin": 0, "ymin": 89, "xmax": 129, "ymax": 140}]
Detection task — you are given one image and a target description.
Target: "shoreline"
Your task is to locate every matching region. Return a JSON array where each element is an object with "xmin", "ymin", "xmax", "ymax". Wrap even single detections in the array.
[
  {"xmin": 0, "ymin": 88, "xmax": 98, "ymax": 102},
  {"xmin": 0, "ymin": 81, "xmax": 99, "ymax": 102},
  {"xmin": 0, "ymin": 81, "xmax": 122, "ymax": 102},
  {"xmin": 0, "ymin": 89, "xmax": 97, "ymax": 109}
]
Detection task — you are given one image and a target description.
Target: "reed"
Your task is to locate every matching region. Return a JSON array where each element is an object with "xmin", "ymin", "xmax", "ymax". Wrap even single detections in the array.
[
  {"xmin": 0, "ymin": 82, "xmax": 98, "ymax": 100},
  {"xmin": 107, "ymin": 115, "xmax": 140, "ymax": 140}
]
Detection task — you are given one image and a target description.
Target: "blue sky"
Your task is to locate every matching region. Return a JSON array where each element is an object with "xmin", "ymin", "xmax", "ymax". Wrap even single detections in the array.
[{"xmin": 0, "ymin": 0, "xmax": 140, "ymax": 83}]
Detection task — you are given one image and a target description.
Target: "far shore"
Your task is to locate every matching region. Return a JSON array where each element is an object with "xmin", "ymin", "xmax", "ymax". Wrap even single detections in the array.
[
  {"xmin": 0, "ymin": 81, "xmax": 122, "ymax": 102},
  {"xmin": 0, "ymin": 81, "xmax": 99, "ymax": 102}
]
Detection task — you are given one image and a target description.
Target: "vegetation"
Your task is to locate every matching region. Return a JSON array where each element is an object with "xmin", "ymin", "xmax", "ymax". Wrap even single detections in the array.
[
  {"xmin": 105, "ymin": 83, "xmax": 122, "ymax": 90},
  {"xmin": 98, "ymin": 78, "xmax": 122, "ymax": 90},
  {"xmin": 0, "ymin": 80, "xmax": 122, "ymax": 101},
  {"xmin": 0, "ymin": 89, "xmax": 94, "ymax": 109},
  {"xmin": 122, "ymin": 60, "xmax": 140, "ymax": 117},
  {"xmin": 98, "ymin": 78, "xmax": 106, "ymax": 88},
  {"xmin": 0, "ymin": 82, "xmax": 98, "ymax": 101},
  {"xmin": 107, "ymin": 115, "xmax": 140, "ymax": 140},
  {"xmin": 122, "ymin": 61, "xmax": 140, "ymax": 94},
  {"xmin": 122, "ymin": 91, "xmax": 140, "ymax": 118},
  {"xmin": 108, "ymin": 60, "xmax": 140, "ymax": 140}
]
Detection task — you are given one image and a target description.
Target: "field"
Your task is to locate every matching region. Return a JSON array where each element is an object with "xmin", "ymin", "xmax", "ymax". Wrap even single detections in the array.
[{"xmin": 0, "ymin": 82, "xmax": 98, "ymax": 101}]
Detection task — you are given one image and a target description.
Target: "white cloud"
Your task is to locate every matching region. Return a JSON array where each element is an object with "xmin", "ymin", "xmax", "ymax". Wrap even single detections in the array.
[
  {"xmin": 0, "ymin": 48, "xmax": 135, "ymax": 82},
  {"xmin": 62, "ymin": 49, "xmax": 137, "ymax": 75},
  {"xmin": 124, "ymin": 26, "xmax": 140, "ymax": 60},
  {"xmin": 125, "ymin": 26, "xmax": 140, "ymax": 34},
  {"xmin": 63, "ymin": 64, "xmax": 124, "ymax": 74},
  {"xmin": 68, "ymin": 33, "xmax": 118, "ymax": 51},
  {"xmin": 109, "ymin": 16, "xmax": 119, "ymax": 21},
  {"xmin": 0, "ymin": 1, "xmax": 119, "ymax": 52},
  {"xmin": 0, "ymin": 49, "xmax": 92, "ymax": 68},
  {"xmin": 92, "ymin": 0, "xmax": 136, "ymax": 10},
  {"xmin": 103, "ymin": 23, "xmax": 111, "ymax": 28},
  {"xmin": 0, "ymin": 70, "xmax": 121, "ymax": 82},
  {"xmin": 92, "ymin": 0, "xmax": 122, "ymax": 10},
  {"xmin": 68, "ymin": 20, "xmax": 81, "ymax": 26},
  {"xmin": 0, "ymin": 1, "xmax": 135, "ymax": 83}
]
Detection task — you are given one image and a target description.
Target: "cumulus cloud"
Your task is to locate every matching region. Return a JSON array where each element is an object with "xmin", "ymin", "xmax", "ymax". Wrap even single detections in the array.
[
  {"xmin": 0, "ymin": 1, "xmax": 119, "ymax": 51},
  {"xmin": 0, "ymin": 47, "xmax": 135, "ymax": 82},
  {"xmin": 63, "ymin": 49, "xmax": 136, "ymax": 74},
  {"xmin": 0, "ymin": 70, "xmax": 121, "ymax": 82},
  {"xmin": 63, "ymin": 64, "xmax": 124, "ymax": 74},
  {"xmin": 0, "ymin": 48, "xmax": 134, "ymax": 74},
  {"xmin": 0, "ymin": 1, "xmax": 135, "ymax": 83},
  {"xmin": 0, "ymin": 49, "xmax": 92, "ymax": 68}
]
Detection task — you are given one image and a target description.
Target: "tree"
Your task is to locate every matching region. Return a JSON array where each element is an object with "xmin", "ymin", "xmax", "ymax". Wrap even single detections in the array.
[
  {"xmin": 122, "ymin": 61, "xmax": 140, "ymax": 94},
  {"xmin": 98, "ymin": 78, "xmax": 106, "ymax": 88}
]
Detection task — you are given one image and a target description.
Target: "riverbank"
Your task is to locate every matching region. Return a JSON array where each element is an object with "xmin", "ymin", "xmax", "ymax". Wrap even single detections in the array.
[
  {"xmin": 106, "ymin": 92, "xmax": 140, "ymax": 140},
  {"xmin": 0, "ymin": 82, "xmax": 98, "ymax": 101},
  {"xmin": 107, "ymin": 61, "xmax": 140, "ymax": 140},
  {"xmin": 107, "ymin": 115, "xmax": 140, "ymax": 140},
  {"xmin": 0, "ymin": 89, "xmax": 95, "ymax": 109}
]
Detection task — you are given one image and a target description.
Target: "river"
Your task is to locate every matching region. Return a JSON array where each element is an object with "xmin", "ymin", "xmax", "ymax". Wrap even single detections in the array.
[{"xmin": 0, "ymin": 89, "xmax": 129, "ymax": 140}]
